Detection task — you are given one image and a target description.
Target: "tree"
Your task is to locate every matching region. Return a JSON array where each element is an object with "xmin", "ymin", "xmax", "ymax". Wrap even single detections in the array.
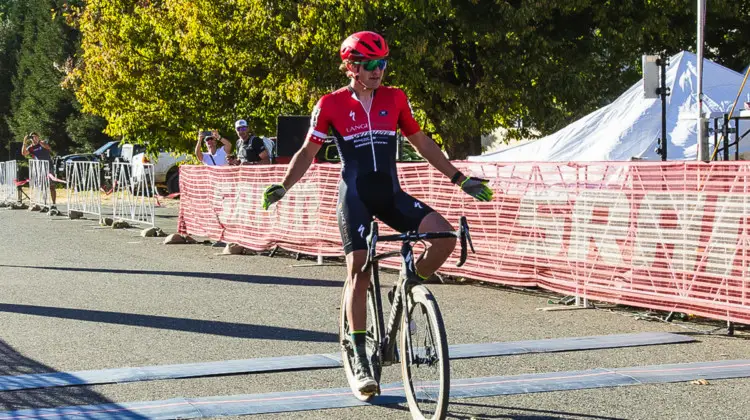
[
  {"xmin": 7, "ymin": 0, "xmax": 110, "ymax": 156},
  {"xmin": 70, "ymin": 1, "xmax": 750, "ymax": 158},
  {"xmin": 0, "ymin": 0, "xmax": 23, "ymax": 157}
]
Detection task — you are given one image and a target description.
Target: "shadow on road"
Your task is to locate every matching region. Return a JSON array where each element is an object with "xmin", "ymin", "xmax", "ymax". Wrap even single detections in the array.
[
  {"xmin": 0, "ymin": 264, "xmax": 344, "ymax": 288},
  {"xmin": 445, "ymin": 400, "xmax": 628, "ymax": 420},
  {"xmin": 0, "ymin": 303, "xmax": 338, "ymax": 343},
  {"xmin": 0, "ymin": 339, "xmax": 143, "ymax": 418}
]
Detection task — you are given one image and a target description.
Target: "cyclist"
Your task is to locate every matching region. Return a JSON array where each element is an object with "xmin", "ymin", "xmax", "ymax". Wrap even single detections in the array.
[{"xmin": 262, "ymin": 31, "xmax": 493, "ymax": 394}]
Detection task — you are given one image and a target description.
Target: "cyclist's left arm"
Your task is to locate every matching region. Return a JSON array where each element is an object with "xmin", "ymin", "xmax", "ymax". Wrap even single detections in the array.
[
  {"xmin": 408, "ymin": 131, "xmax": 493, "ymax": 201},
  {"xmin": 398, "ymin": 88, "xmax": 466, "ymax": 184},
  {"xmin": 406, "ymin": 131, "xmax": 467, "ymax": 184}
]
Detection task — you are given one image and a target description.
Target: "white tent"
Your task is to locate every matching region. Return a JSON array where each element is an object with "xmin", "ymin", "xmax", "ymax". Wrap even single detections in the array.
[{"xmin": 469, "ymin": 51, "xmax": 750, "ymax": 162}]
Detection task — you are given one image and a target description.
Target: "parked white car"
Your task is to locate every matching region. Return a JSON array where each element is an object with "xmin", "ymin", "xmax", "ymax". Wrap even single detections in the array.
[{"xmin": 131, "ymin": 150, "xmax": 191, "ymax": 195}]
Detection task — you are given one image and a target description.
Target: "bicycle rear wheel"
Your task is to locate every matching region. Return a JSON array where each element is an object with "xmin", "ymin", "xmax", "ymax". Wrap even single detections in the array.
[
  {"xmin": 340, "ymin": 278, "xmax": 382, "ymax": 401},
  {"xmin": 400, "ymin": 284, "xmax": 450, "ymax": 420}
]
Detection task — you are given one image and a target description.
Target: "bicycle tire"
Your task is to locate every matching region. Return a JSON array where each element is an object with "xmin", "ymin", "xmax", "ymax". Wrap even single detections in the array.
[
  {"xmin": 339, "ymin": 278, "xmax": 382, "ymax": 401},
  {"xmin": 400, "ymin": 284, "xmax": 450, "ymax": 420}
]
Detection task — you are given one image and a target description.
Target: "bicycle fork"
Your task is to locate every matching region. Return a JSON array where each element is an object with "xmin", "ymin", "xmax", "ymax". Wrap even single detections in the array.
[
  {"xmin": 382, "ymin": 283, "xmax": 403, "ymax": 365},
  {"xmin": 382, "ymin": 243, "xmax": 418, "ymax": 365}
]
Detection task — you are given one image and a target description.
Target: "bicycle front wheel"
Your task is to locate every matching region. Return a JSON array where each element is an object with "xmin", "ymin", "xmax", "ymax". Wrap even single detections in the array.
[
  {"xmin": 400, "ymin": 284, "xmax": 450, "ymax": 420},
  {"xmin": 340, "ymin": 278, "xmax": 382, "ymax": 401}
]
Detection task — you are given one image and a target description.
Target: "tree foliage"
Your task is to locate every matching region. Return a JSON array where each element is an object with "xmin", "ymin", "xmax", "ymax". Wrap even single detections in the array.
[
  {"xmin": 10, "ymin": 0, "xmax": 75, "ymax": 152},
  {"xmin": 0, "ymin": 0, "xmax": 110, "ymax": 157},
  {"xmin": 0, "ymin": 0, "xmax": 22, "ymax": 157},
  {"xmin": 69, "ymin": 1, "xmax": 750, "ymax": 158}
]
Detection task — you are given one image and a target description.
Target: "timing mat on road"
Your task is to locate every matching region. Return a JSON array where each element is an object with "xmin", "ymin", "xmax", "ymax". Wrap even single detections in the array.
[
  {"xmin": 0, "ymin": 359, "xmax": 747, "ymax": 419},
  {"xmin": 0, "ymin": 332, "xmax": 692, "ymax": 392}
]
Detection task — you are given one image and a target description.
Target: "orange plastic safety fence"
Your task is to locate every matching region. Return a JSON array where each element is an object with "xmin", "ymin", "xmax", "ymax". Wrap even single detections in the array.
[{"xmin": 179, "ymin": 161, "xmax": 750, "ymax": 324}]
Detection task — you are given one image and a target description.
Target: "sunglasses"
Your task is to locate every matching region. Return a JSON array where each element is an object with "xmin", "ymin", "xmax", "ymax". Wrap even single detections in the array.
[
  {"xmin": 354, "ymin": 59, "xmax": 387, "ymax": 71},
  {"xmin": 236, "ymin": 126, "xmax": 248, "ymax": 132}
]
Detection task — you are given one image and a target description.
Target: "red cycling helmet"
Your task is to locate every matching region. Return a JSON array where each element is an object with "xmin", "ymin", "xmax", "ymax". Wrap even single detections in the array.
[{"xmin": 340, "ymin": 31, "xmax": 389, "ymax": 61}]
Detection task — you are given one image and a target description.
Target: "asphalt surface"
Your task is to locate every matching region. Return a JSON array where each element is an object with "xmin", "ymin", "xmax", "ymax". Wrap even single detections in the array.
[{"xmin": 0, "ymin": 203, "xmax": 749, "ymax": 419}]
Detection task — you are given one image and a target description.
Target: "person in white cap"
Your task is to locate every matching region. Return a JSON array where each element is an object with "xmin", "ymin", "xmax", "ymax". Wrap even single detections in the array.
[
  {"xmin": 195, "ymin": 129, "xmax": 231, "ymax": 166},
  {"xmin": 234, "ymin": 119, "xmax": 269, "ymax": 164}
]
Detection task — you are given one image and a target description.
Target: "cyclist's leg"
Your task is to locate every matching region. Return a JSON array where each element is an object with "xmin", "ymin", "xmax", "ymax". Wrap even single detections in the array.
[
  {"xmin": 345, "ymin": 250, "xmax": 370, "ymax": 332},
  {"xmin": 415, "ymin": 212, "xmax": 456, "ymax": 278},
  {"xmin": 384, "ymin": 191, "xmax": 456, "ymax": 280},
  {"xmin": 338, "ymin": 181, "xmax": 373, "ymax": 332},
  {"xmin": 338, "ymin": 182, "xmax": 378, "ymax": 392}
]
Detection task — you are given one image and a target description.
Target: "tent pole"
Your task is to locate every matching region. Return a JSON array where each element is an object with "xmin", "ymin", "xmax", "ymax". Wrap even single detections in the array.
[
  {"xmin": 658, "ymin": 55, "xmax": 669, "ymax": 161},
  {"xmin": 697, "ymin": 0, "xmax": 708, "ymax": 161}
]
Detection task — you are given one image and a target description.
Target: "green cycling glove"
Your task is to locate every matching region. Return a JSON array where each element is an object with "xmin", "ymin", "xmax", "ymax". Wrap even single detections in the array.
[
  {"xmin": 261, "ymin": 184, "xmax": 286, "ymax": 210},
  {"xmin": 454, "ymin": 173, "xmax": 493, "ymax": 202}
]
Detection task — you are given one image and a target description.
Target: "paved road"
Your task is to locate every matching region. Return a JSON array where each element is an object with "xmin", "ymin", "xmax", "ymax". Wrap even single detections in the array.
[{"xmin": 0, "ymin": 205, "xmax": 748, "ymax": 419}]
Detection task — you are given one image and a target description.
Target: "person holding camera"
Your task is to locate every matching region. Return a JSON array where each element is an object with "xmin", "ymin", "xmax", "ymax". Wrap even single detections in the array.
[
  {"xmin": 21, "ymin": 132, "xmax": 57, "ymax": 208},
  {"xmin": 195, "ymin": 129, "xmax": 231, "ymax": 166},
  {"xmin": 234, "ymin": 119, "xmax": 269, "ymax": 165}
]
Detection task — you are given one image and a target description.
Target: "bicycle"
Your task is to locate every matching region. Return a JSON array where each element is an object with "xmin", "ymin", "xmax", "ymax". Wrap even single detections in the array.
[{"xmin": 340, "ymin": 216, "xmax": 475, "ymax": 420}]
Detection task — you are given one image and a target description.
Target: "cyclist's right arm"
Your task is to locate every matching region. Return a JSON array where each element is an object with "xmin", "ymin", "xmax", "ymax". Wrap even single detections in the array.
[
  {"xmin": 280, "ymin": 140, "xmax": 321, "ymax": 190},
  {"xmin": 280, "ymin": 98, "xmax": 329, "ymax": 190}
]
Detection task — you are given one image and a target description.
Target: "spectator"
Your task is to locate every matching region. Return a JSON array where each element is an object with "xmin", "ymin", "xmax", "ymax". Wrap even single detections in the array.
[
  {"xmin": 195, "ymin": 129, "xmax": 231, "ymax": 166},
  {"xmin": 21, "ymin": 132, "xmax": 56, "ymax": 208},
  {"xmin": 234, "ymin": 119, "xmax": 269, "ymax": 165},
  {"xmin": 263, "ymin": 137, "xmax": 277, "ymax": 164},
  {"xmin": 227, "ymin": 153, "xmax": 240, "ymax": 166}
]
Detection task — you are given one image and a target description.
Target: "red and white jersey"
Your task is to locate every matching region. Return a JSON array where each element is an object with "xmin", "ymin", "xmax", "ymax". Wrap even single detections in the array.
[{"xmin": 306, "ymin": 85, "xmax": 420, "ymax": 185}]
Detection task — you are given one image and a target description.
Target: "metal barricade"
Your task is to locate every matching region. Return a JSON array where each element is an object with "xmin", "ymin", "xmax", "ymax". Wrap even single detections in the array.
[
  {"xmin": 28, "ymin": 160, "xmax": 50, "ymax": 208},
  {"xmin": 0, "ymin": 162, "xmax": 6, "ymax": 202},
  {"xmin": 0, "ymin": 160, "xmax": 18, "ymax": 203},
  {"xmin": 112, "ymin": 162, "xmax": 155, "ymax": 227},
  {"xmin": 709, "ymin": 111, "xmax": 750, "ymax": 161},
  {"xmin": 65, "ymin": 161, "xmax": 102, "ymax": 219}
]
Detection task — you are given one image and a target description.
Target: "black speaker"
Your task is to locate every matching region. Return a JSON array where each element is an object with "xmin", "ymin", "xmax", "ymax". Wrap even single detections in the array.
[{"xmin": 276, "ymin": 115, "xmax": 311, "ymax": 157}]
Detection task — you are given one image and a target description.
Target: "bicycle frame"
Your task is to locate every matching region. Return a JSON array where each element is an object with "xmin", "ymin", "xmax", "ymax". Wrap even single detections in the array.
[
  {"xmin": 363, "ymin": 216, "xmax": 474, "ymax": 367},
  {"xmin": 368, "ymin": 241, "xmax": 420, "ymax": 366}
]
